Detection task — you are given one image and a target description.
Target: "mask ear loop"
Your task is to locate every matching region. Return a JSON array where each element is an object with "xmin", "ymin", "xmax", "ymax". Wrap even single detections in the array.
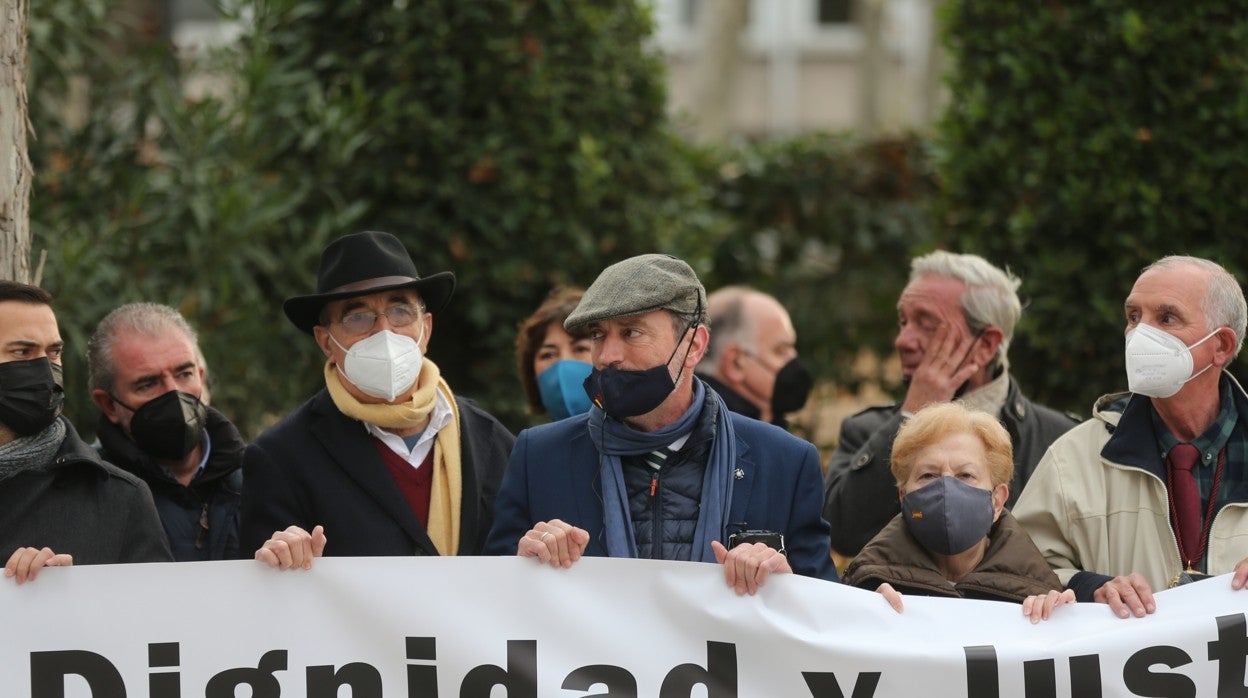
[
  {"xmin": 412, "ymin": 310, "xmax": 427, "ymax": 348},
  {"xmin": 669, "ymin": 294, "xmax": 703, "ymax": 387},
  {"xmin": 1181, "ymin": 327, "xmax": 1225, "ymax": 385},
  {"xmin": 108, "ymin": 394, "xmax": 138, "ymax": 413},
  {"xmin": 1186, "ymin": 326, "xmax": 1224, "ymax": 353}
]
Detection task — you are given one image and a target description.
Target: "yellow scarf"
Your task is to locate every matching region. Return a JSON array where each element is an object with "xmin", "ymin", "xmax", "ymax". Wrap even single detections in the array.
[{"xmin": 324, "ymin": 358, "xmax": 462, "ymax": 556}]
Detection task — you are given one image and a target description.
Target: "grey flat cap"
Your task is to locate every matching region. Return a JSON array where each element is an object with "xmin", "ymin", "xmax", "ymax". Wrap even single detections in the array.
[{"xmin": 565, "ymin": 253, "xmax": 706, "ymax": 330}]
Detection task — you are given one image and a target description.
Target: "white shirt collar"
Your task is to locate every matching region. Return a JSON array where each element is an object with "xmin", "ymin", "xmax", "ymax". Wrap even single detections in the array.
[{"xmin": 363, "ymin": 388, "xmax": 454, "ymax": 468}]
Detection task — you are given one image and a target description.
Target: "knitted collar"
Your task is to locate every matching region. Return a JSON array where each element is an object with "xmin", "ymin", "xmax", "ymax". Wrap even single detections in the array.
[{"xmin": 0, "ymin": 418, "xmax": 66, "ymax": 484}]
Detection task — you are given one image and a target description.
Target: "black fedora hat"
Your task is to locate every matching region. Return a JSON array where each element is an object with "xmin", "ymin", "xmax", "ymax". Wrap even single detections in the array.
[{"xmin": 283, "ymin": 231, "xmax": 456, "ymax": 334}]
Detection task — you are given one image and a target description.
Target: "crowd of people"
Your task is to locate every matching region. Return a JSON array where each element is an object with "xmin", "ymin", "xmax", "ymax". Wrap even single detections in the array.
[{"xmin": 3, "ymin": 231, "xmax": 1247, "ymax": 622}]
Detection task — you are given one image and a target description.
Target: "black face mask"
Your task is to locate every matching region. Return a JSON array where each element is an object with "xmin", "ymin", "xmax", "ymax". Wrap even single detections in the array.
[
  {"xmin": 113, "ymin": 390, "xmax": 207, "ymax": 461},
  {"xmin": 0, "ymin": 358, "xmax": 65, "ymax": 436},
  {"xmin": 771, "ymin": 357, "xmax": 814, "ymax": 415},
  {"xmin": 583, "ymin": 321, "xmax": 697, "ymax": 421}
]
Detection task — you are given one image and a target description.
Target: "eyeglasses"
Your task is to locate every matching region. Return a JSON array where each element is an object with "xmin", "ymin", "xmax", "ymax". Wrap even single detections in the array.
[{"xmin": 336, "ymin": 304, "xmax": 423, "ymax": 335}]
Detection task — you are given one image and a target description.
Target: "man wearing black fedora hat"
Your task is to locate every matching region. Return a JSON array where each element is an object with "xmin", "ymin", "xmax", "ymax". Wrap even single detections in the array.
[{"xmin": 242, "ymin": 231, "xmax": 514, "ymax": 566}]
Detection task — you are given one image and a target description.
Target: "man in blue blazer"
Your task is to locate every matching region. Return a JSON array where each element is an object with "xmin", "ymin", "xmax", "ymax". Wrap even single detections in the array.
[{"xmin": 484, "ymin": 254, "xmax": 836, "ymax": 592}]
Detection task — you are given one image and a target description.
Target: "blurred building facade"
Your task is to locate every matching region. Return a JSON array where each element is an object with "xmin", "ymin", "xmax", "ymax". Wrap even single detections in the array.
[
  {"xmin": 651, "ymin": 0, "xmax": 942, "ymax": 139},
  {"xmin": 162, "ymin": 0, "xmax": 942, "ymax": 139}
]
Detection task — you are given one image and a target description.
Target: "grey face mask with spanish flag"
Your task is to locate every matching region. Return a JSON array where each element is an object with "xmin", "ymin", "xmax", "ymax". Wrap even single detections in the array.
[{"xmin": 901, "ymin": 476, "xmax": 994, "ymax": 556}]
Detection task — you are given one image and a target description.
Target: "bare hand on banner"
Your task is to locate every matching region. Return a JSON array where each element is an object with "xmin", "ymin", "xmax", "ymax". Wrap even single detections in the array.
[
  {"xmin": 518, "ymin": 519, "xmax": 590, "ymax": 568},
  {"xmin": 711, "ymin": 540, "xmax": 792, "ymax": 596},
  {"xmin": 876, "ymin": 582, "xmax": 905, "ymax": 612},
  {"xmin": 255, "ymin": 524, "xmax": 326, "ymax": 570},
  {"xmin": 4, "ymin": 546, "xmax": 72, "ymax": 585},
  {"xmin": 1093, "ymin": 572, "xmax": 1155, "ymax": 619},
  {"xmin": 1233, "ymin": 556, "xmax": 1248, "ymax": 591},
  {"xmin": 1021, "ymin": 589, "xmax": 1076, "ymax": 623}
]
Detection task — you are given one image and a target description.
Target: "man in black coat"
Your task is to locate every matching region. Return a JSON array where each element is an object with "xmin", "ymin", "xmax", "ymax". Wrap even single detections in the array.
[
  {"xmin": 243, "ymin": 231, "xmax": 514, "ymax": 567},
  {"xmin": 88, "ymin": 303, "xmax": 245, "ymax": 561},
  {"xmin": 0, "ymin": 281, "xmax": 171, "ymax": 583},
  {"xmin": 822, "ymin": 251, "xmax": 1077, "ymax": 560}
]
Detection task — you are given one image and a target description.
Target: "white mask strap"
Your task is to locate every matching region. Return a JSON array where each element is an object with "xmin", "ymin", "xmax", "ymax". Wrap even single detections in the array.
[
  {"xmin": 1183, "ymin": 327, "xmax": 1224, "ymax": 383},
  {"xmin": 329, "ymin": 331, "xmax": 350, "ymax": 355},
  {"xmin": 1187, "ymin": 326, "xmax": 1222, "ymax": 353}
]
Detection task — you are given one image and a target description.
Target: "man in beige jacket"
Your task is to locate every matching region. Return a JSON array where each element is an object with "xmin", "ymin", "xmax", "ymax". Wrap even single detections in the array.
[{"xmin": 1015, "ymin": 256, "xmax": 1248, "ymax": 620}]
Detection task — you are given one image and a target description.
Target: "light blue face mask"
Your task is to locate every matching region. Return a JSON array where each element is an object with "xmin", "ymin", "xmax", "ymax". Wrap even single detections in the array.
[{"xmin": 537, "ymin": 359, "xmax": 593, "ymax": 420}]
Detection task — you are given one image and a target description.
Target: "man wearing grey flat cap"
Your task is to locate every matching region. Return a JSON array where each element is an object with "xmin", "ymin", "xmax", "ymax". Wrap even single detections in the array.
[
  {"xmin": 243, "ymin": 231, "xmax": 514, "ymax": 568},
  {"xmin": 484, "ymin": 254, "xmax": 837, "ymax": 592}
]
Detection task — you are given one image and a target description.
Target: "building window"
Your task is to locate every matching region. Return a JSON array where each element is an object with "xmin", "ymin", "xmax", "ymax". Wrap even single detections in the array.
[
  {"xmin": 656, "ymin": 0, "xmax": 858, "ymax": 55},
  {"xmin": 681, "ymin": 0, "xmax": 699, "ymax": 27},
  {"xmin": 817, "ymin": 0, "xmax": 852, "ymax": 25}
]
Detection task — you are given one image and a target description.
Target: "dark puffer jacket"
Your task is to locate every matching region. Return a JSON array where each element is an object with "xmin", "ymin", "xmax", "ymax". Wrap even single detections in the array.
[
  {"xmin": 97, "ymin": 406, "xmax": 245, "ymax": 561},
  {"xmin": 622, "ymin": 394, "xmax": 718, "ymax": 560}
]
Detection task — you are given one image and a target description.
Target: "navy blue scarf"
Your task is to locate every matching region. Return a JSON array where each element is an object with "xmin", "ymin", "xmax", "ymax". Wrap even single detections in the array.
[{"xmin": 587, "ymin": 378, "xmax": 736, "ymax": 562}]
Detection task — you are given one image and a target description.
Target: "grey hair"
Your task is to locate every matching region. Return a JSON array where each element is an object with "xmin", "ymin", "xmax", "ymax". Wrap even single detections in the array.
[
  {"xmin": 910, "ymin": 251, "xmax": 1022, "ymax": 360},
  {"xmin": 697, "ymin": 286, "xmax": 754, "ymax": 377},
  {"xmin": 1143, "ymin": 256, "xmax": 1247, "ymax": 358},
  {"xmin": 87, "ymin": 303, "xmax": 202, "ymax": 395}
]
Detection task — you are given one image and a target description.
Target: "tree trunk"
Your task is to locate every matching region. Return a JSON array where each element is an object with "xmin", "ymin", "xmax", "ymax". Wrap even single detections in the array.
[
  {"xmin": 0, "ymin": 0, "xmax": 32, "ymax": 283},
  {"xmin": 857, "ymin": 0, "xmax": 885, "ymax": 137},
  {"xmin": 921, "ymin": 0, "xmax": 948, "ymax": 128}
]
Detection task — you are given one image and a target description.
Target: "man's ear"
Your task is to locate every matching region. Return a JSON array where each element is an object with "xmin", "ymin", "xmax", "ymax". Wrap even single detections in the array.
[
  {"xmin": 1213, "ymin": 327, "xmax": 1238, "ymax": 369},
  {"xmin": 92, "ymin": 389, "xmax": 122, "ymax": 425},
  {"xmin": 420, "ymin": 312, "xmax": 434, "ymax": 353},
  {"xmin": 684, "ymin": 324, "xmax": 710, "ymax": 369},
  {"xmin": 973, "ymin": 326, "xmax": 1005, "ymax": 368},
  {"xmin": 721, "ymin": 343, "xmax": 747, "ymax": 382},
  {"xmin": 196, "ymin": 363, "xmax": 212, "ymax": 406},
  {"xmin": 313, "ymin": 326, "xmax": 335, "ymax": 361}
]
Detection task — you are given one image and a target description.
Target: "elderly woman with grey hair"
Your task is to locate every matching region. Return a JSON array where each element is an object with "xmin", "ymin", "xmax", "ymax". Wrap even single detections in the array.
[{"xmin": 842, "ymin": 402, "xmax": 1073, "ymax": 622}]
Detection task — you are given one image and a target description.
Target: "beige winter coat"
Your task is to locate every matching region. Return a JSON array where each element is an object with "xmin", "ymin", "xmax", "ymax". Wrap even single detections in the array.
[{"xmin": 1014, "ymin": 377, "xmax": 1248, "ymax": 592}]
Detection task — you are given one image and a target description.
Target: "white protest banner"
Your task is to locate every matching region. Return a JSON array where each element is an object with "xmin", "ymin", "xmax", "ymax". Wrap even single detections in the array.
[{"xmin": 1, "ymin": 557, "xmax": 1245, "ymax": 697}]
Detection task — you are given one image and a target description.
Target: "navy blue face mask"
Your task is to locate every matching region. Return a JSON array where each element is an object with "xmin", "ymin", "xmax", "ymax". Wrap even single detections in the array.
[
  {"xmin": 900, "ymin": 475, "xmax": 995, "ymax": 556},
  {"xmin": 537, "ymin": 359, "xmax": 593, "ymax": 420},
  {"xmin": 583, "ymin": 320, "xmax": 697, "ymax": 421}
]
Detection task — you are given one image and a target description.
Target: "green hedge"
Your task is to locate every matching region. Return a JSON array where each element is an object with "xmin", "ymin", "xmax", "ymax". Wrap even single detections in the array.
[
  {"xmin": 29, "ymin": 0, "xmax": 704, "ymax": 437},
  {"xmin": 30, "ymin": 0, "xmax": 1248, "ymax": 440},
  {"xmin": 937, "ymin": 1, "xmax": 1248, "ymax": 414},
  {"xmin": 26, "ymin": 0, "xmax": 990, "ymax": 442},
  {"xmin": 681, "ymin": 134, "xmax": 938, "ymax": 401}
]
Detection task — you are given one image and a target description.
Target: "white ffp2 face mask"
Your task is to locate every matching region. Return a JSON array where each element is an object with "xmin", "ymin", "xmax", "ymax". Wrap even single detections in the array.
[
  {"xmin": 1124, "ymin": 323, "xmax": 1220, "ymax": 398},
  {"xmin": 332, "ymin": 328, "xmax": 424, "ymax": 402}
]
